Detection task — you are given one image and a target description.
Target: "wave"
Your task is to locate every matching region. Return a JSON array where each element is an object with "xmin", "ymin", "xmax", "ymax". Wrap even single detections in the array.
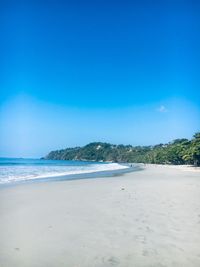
[{"xmin": 0, "ymin": 162, "xmax": 129, "ymax": 184}]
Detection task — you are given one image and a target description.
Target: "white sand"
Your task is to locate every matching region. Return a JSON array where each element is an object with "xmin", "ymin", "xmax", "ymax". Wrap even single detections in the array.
[{"xmin": 0, "ymin": 165, "xmax": 200, "ymax": 267}]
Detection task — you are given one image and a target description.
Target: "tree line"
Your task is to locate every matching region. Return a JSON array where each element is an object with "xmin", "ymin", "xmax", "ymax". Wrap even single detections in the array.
[{"xmin": 45, "ymin": 132, "xmax": 200, "ymax": 166}]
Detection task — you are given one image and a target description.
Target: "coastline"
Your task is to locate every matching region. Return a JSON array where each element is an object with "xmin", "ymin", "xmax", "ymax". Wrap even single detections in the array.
[
  {"xmin": 0, "ymin": 164, "xmax": 200, "ymax": 266},
  {"xmin": 1, "ymin": 161, "xmax": 199, "ymax": 188},
  {"xmin": 0, "ymin": 163, "xmax": 138, "ymax": 188}
]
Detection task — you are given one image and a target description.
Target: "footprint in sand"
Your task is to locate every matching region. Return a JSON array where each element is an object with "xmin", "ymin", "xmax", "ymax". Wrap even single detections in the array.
[
  {"xmin": 107, "ymin": 256, "xmax": 120, "ymax": 266},
  {"xmin": 146, "ymin": 226, "xmax": 154, "ymax": 233},
  {"xmin": 102, "ymin": 256, "xmax": 120, "ymax": 266},
  {"xmin": 142, "ymin": 250, "xmax": 149, "ymax": 256}
]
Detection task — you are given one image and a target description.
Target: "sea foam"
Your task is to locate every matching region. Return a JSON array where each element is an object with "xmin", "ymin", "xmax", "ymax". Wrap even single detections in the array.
[{"xmin": 0, "ymin": 158, "xmax": 129, "ymax": 184}]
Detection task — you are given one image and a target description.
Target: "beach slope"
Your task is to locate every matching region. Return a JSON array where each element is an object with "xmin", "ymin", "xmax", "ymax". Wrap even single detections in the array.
[{"xmin": 0, "ymin": 165, "xmax": 200, "ymax": 267}]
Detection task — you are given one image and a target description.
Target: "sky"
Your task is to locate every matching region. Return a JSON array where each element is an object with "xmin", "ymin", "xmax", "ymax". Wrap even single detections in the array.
[{"xmin": 0, "ymin": 0, "xmax": 200, "ymax": 158}]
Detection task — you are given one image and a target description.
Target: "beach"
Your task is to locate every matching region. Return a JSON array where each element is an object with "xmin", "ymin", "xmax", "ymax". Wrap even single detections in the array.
[{"xmin": 0, "ymin": 164, "xmax": 200, "ymax": 267}]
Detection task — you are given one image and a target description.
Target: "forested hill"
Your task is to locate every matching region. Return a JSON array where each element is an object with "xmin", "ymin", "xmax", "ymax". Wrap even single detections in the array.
[{"xmin": 44, "ymin": 133, "xmax": 200, "ymax": 166}]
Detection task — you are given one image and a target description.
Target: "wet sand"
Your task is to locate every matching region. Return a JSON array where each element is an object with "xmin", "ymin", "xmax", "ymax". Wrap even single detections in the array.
[{"xmin": 0, "ymin": 164, "xmax": 200, "ymax": 267}]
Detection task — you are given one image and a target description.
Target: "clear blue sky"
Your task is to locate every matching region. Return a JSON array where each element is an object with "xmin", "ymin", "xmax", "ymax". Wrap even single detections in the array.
[{"xmin": 0, "ymin": 0, "xmax": 200, "ymax": 157}]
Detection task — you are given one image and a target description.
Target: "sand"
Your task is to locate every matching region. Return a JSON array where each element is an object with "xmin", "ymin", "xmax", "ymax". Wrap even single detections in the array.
[{"xmin": 0, "ymin": 165, "xmax": 200, "ymax": 267}]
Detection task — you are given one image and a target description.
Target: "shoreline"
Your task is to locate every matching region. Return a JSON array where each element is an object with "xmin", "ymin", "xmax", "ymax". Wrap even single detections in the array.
[
  {"xmin": 0, "ymin": 163, "xmax": 139, "ymax": 188},
  {"xmin": 0, "ymin": 164, "xmax": 200, "ymax": 267},
  {"xmin": 1, "ymin": 162, "xmax": 200, "ymax": 188}
]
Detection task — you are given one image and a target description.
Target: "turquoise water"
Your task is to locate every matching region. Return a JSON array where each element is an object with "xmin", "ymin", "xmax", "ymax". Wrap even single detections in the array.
[{"xmin": 0, "ymin": 158, "xmax": 129, "ymax": 185}]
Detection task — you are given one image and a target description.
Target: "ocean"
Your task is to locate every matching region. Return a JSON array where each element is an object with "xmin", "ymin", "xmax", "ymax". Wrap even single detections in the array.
[{"xmin": 0, "ymin": 158, "xmax": 130, "ymax": 185}]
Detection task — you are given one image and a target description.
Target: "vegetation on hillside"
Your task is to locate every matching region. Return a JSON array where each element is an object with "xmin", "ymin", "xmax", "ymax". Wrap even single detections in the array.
[{"xmin": 45, "ymin": 132, "xmax": 200, "ymax": 166}]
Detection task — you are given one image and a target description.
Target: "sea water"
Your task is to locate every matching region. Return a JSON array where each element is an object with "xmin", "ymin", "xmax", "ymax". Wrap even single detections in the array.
[{"xmin": 0, "ymin": 158, "xmax": 129, "ymax": 185}]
